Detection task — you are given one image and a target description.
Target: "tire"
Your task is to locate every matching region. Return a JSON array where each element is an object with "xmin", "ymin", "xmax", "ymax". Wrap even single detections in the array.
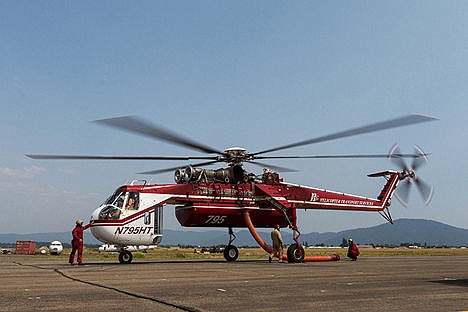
[
  {"xmin": 287, "ymin": 244, "xmax": 305, "ymax": 263},
  {"xmin": 223, "ymin": 245, "xmax": 239, "ymax": 262},
  {"xmin": 119, "ymin": 250, "xmax": 133, "ymax": 264}
]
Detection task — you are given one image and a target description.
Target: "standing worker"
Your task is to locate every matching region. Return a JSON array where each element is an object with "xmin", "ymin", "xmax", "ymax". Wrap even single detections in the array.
[
  {"xmin": 69, "ymin": 219, "xmax": 89, "ymax": 265},
  {"xmin": 347, "ymin": 238, "xmax": 360, "ymax": 261},
  {"xmin": 269, "ymin": 224, "xmax": 284, "ymax": 263}
]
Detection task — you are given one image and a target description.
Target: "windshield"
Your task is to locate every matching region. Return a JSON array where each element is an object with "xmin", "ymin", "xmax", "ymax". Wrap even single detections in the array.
[
  {"xmin": 98, "ymin": 190, "xmax": 140, "ymax": 220},
  {"xmin": 104, "ymin": 190, "xmax": 125, "ymax": 208},
  {"xmin": 99, "ymin": 205, "xmax": 122, "ymax": 220}
]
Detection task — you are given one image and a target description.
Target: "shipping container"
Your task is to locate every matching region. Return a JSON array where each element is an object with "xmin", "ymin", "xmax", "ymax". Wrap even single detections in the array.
[{"xmin": 15, "ymin": 241, "xmax": 36, "ymax": 255}]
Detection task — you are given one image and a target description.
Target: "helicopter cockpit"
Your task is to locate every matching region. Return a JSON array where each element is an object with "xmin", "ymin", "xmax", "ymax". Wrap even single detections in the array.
[{"xmin": 98, "ymin": 189, "xmax": 140, "ymax": 220}]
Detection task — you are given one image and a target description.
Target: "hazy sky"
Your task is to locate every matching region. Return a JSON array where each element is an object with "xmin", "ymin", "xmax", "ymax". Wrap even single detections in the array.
[{"xmin": 1, "ymin": 1, "xmax": 467, "ymax": 235}]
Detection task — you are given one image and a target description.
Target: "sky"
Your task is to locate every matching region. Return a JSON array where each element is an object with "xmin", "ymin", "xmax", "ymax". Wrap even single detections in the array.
[{"xmin": 1, "ymin": 1, "xmax": 467, "ymax": 235}]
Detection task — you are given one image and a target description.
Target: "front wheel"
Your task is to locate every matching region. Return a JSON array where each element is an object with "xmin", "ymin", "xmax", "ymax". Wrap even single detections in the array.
[
  {"xmin": 223, "ymin": 245, "xmax": 239, "ymax": 262},
  {"xmin": 119, "ymin": 250, "xmax": 133, "ymax": 264},
  {"xmin": 287, "ymin": 244, "xmax": 305, "ymax": 263}
]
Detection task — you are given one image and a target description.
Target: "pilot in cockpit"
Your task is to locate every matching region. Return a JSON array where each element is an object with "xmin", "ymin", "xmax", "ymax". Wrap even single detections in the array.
[{"xmin": 125, "ymin": 197, "xmax": 136, "ymax": 210}]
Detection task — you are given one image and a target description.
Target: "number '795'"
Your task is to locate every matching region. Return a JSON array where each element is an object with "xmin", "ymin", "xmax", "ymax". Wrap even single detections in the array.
[{"xmin": 205, "ymin": 215, "xmax": 227, "ymax": 224}]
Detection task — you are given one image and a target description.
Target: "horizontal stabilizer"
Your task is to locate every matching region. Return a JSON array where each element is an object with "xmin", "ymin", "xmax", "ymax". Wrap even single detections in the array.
[{"xmin": 368, "ymin": 170, "xmax": 398, "ymax": 178}]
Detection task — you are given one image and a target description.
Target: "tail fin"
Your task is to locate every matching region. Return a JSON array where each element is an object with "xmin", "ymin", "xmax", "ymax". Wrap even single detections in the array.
[
  {"xmin": 368, "ymin": 171, "xmax": 400, "ymax": 202},
  {"xmin": 368, "ymin": 170, "xmax": 401, "ymax": 224},
  {"xmin": 367, "ymin": 170, "xmax": 399, "ymax": 178}
]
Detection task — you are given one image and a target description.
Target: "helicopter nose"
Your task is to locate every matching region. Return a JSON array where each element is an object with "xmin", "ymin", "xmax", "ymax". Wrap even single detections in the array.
[{"xmin": 91, "ymin": 205, "xmax": 104, "ymax": 221}]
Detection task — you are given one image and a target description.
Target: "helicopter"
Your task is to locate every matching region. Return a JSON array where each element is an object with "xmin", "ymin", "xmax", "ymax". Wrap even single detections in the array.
[{"xmin": 27, "ymin": 114, "xmax": 436, "ymax": 264}]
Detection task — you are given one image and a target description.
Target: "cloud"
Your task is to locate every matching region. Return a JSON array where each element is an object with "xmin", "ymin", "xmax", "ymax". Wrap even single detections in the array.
[{"xmin": 0, "ymin": 166, "xmax": 46, "ymax": 178}]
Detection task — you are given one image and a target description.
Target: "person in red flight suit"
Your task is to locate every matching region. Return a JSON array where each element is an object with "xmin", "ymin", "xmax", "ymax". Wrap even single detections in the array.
[
  {"xmin": 347, "ymin": 238, "xmax": 360, "ymax": 261},
  {"xmin": 68, "ymin": 219, "xmax": 89, "ymax": 265}
]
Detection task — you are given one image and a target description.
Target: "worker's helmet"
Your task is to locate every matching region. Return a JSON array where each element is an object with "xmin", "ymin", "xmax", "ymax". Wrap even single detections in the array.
[
  {"xmin": 348, "ymin": 238, "xmax": 353, "ymax": 242},
  {"xmin": 76, "ymin": 219, "xmax": 83, "ymax": 226},
  {"xmin": 275, "ymin": 224, "xmax": 280, "ymax": 229}
]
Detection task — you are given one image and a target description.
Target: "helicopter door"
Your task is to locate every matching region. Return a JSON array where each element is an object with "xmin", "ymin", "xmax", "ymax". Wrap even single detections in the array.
[{"xmin": 154, "ymin": 205, "xmax": 163, "ymax": 235}]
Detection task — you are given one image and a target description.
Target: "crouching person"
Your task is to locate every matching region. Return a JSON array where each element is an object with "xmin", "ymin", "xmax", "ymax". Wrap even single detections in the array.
[{"xmin": 347, "ymin": 238, "xmax": 360, "ymax": 261}]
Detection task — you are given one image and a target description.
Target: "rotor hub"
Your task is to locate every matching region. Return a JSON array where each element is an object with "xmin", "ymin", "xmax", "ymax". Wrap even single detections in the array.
[
  {"xmin": 223, "ymin": 147, "xmax": 249, "ymax": 164},
  {"xmin": 389, "ymin": 144, "xmax": 433, "ymax": 207},
  {"xmin": 400, "ymin": 169, "xmax": 416, "ymax": 181}
]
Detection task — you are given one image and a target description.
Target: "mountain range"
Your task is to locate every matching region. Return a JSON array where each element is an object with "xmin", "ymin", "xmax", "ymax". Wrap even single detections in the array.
[{"xmin": 1, "ymin": 219, "xmax": 467, "ymax": 247}]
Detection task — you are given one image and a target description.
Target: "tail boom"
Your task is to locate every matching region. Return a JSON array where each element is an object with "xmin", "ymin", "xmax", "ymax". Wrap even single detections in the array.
[{"xmin": 281, "ymin": 171, "xmax": 400, "ymax": 212}]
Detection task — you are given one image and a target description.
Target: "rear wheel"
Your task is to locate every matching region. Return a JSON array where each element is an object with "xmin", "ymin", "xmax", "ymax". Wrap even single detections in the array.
[
  {"xmin": 287, "ymin": 244, "xmax": 305, "ymax": 263},
  {"xmin": 119, "ymin": 250, "xmax": 133, "ymax": 264},
  {"xmin": 223, "ymin": 245, "xmax": 239, "ymax": 262}
]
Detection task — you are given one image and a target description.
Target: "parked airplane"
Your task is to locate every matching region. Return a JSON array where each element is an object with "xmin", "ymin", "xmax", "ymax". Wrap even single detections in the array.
[{"xmin": 49, "ymin": 241, "xmax": 63, "ymax": 255}]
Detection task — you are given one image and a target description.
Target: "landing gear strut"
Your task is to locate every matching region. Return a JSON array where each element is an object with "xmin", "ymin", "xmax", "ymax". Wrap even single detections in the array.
[
  {"xmin": 223, "ymin": 227, "xmax": 239, "ymax": 262},
  {"xmin": 119, "ymin": 249, "xmax": 133, "ymax": 264},
  {"xmin": 287, "ymin": 226, "xmax": 304, "ymax": 263}
]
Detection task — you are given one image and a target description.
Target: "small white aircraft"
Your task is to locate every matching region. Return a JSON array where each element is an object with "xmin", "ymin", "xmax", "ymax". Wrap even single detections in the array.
[
  {"xmin": 49, "ymin": 241, "xmax": 63, "ymax": 255},
  {"xmin": 1, "ymin": 248, "xmax": 12, "ymax": 255}
]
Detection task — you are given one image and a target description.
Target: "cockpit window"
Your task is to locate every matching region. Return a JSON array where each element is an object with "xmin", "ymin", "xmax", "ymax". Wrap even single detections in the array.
[
  {"xmin": 99, "ymin": 205, "xmax": 122, "ymax": 220},
  {"xmin": 104, "ymin": 189, "xmax": 125, "ymax": 207},
  {"xmin": 99, "ymin": 190, "xmax": 140, "ymax": 220}
]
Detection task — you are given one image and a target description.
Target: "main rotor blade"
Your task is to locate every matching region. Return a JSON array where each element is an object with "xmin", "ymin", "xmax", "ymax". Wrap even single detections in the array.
[
  {"xmin": 94, "ymin": 116, "xmax": 224, "ymax": 156},
  {"xmin": 255, "ymin": 153, "xmax": 426, "ymax": 160},
  {"xmin": 26, "ymin": 154, "xmax": 218, "ymax": 161},
  {"xmin": 247, "ymin": 161, "xmax": 298, "ymax": 173},
  {"xmin": 138, "ymin": 160, "xmax": 221, "ymax": 175},
  {"xmin": 254, "ymin": 114, "xmax": 438, "ymax": 156}
]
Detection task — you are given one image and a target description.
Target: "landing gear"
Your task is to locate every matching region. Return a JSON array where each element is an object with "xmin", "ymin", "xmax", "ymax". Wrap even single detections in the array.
[
  {"xmin": 287, "ymin": 243, "xmax": 305, "ymax": 263},
  {"xmin": 223, "ymin": 245, "xmax": 239, "ymax": 261},
  {"xmin": 224, "ymin": 227, "xmax": 239, "ymax": 262},
  {"xmin": 287, "ymin": 226, "xmax": 305, "ymax": 263},
  {"xmin": 119, "ymin": 250, "xmax": 133, "ymax": 264}
]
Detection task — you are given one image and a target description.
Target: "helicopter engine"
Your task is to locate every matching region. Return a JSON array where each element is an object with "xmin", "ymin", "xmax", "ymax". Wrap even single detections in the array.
[{"xmin": 174, "ymin": 165, "xmax": 245, "ymax": 184}]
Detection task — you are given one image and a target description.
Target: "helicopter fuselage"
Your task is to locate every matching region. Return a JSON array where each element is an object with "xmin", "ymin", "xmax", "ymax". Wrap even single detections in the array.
[{"xmin": 89, "ymin": 171, "xmax": 400, "ymax": 247}]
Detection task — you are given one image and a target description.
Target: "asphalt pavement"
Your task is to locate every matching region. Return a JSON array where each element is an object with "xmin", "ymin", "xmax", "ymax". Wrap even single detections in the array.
[{"xmin": 0, "ymin": 255, "xmax": 467, "ymax": 311}]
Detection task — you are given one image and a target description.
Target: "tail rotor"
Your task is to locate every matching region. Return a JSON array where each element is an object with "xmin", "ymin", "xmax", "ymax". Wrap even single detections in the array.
[{"xmin": 388, "ymin": 144, "xmax": 433, "ymax": 207}]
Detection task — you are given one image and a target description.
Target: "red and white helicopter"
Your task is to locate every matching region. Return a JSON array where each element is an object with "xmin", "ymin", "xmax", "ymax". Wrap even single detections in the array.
[{"xmin": 27, "ymin": 114, "xmax": 436, "ymax": 263}]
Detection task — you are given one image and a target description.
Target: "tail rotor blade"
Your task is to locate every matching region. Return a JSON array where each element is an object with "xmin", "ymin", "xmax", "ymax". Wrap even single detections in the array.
[
  {"xmin": 415, "ymin": 178, "xmax": 434, "ymax": 206},
  {"xmin": 388, "ymin": 144, "xmax": 408, "ymax": 171},
  {"xmin": 411, "ymin": 145, "xmax": 429, "ymax": 171},
  {"xmin": 395, "ymin": 179, "xmax": 411, "ymax": 207},
  {"xmin": 391, "ymin": 144, "xmax": 433, "ymax": 208}
]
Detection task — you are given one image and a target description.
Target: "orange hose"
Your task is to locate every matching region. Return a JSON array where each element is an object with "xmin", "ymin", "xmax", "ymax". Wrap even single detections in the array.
[
  {"xmin": 243, "ymin": 211, "xmax": 288, "ymax": 261},
  {"xmin": 242, "ymin": 211, "xmax": 339, "ymax": 262}
]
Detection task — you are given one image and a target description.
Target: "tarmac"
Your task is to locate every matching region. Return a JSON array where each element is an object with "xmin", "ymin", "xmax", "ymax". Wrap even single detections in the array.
[{"xmin": 0, "ymin": 255, "xmax": 467, "ymax": 312}]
